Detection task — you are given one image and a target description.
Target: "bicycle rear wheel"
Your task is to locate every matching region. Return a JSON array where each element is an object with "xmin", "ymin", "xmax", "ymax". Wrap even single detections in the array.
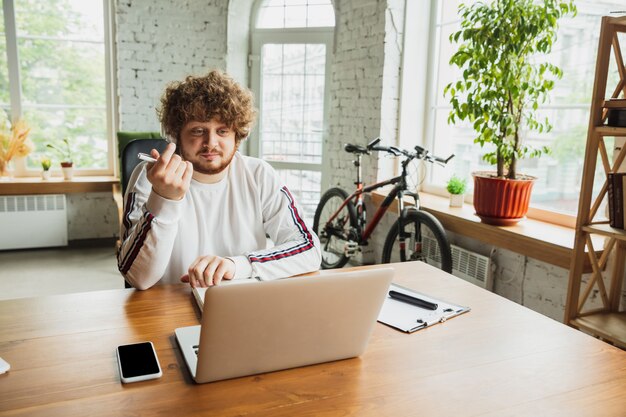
[
  {"xmin": 382, "ymin": 209, "xmax": 452, "ymax": 273},
  {"xmin": 313, "ymin": 187, "xmax": 357, "ymax": 269}
]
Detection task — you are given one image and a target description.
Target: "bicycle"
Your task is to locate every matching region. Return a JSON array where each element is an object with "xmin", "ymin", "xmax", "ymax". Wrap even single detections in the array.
[{"xmin": 313, "ymin": 137, "xmax": 454, "ymax": 273}]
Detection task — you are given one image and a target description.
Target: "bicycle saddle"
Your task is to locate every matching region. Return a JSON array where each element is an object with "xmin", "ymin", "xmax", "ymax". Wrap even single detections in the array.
[{"xmin": 344, "ymin": 143, "xmax": 369, "ymax": 154}]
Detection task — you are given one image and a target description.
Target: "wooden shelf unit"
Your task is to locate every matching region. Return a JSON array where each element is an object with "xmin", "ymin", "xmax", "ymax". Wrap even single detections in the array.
[
  {"xmin": 571, "ymin": 312, "xmax": 626, "ymax": 349},
  {"xmin": 564, "ymin": 15, "xmax": 626, "ymax": 347}
]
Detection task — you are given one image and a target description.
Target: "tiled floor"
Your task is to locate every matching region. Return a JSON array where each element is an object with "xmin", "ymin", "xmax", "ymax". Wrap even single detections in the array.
[{"xmin": 0, "ymin": 244, "xmax": 124, "ymax": 300}]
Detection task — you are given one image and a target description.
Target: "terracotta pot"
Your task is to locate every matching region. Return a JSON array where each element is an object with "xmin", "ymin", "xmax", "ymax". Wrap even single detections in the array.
[{"xmin": 472, "ymin": 171, "xmax": 536, "ymax": 226}]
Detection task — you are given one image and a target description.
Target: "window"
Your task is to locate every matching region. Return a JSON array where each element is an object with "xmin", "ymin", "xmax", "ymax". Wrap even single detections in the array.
[
  {"xmin": 256, "ymin": 0, "xmax": 335, "ymax": 29},
  {"xmin": 250, "ymin": 0, "xmax": 335, "ymax": 223},
  {"xmin": 1, "ymin": 0, "xmax": 114, "ymax": 176},
  {"xmin": 420, "ymin": 0, "xmax": 625, "ymax": 222}
]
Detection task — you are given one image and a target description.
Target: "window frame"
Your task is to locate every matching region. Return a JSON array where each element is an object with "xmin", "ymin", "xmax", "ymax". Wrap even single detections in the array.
[
  {"xmin": 403, "ymin": 0, "xmax": 589, "ymax": 228},
  {"xmin": 249, "ymin": 0, "xmax": 335, "ymax": 192},
  {"xmin": 1, "ymin": 0, "xmax": 117, "ymax": 177}
]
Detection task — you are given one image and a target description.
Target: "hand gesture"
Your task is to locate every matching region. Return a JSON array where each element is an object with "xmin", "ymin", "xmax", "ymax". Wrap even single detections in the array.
[
  {"xmin": 181, "ymin": 255, "xmax": 236, "ymax": 287},
  {"xmin": 146, "ymin": 143, "xmax": 193, "ymax": 201}
]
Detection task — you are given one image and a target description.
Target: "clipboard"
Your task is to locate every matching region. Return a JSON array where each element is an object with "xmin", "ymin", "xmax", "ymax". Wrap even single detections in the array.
[{"xmin": 377, "ymin": 283, "xmax": 470, "ymax": 333}]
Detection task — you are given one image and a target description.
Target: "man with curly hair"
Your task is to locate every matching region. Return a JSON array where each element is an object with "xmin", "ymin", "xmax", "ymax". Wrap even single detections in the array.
[{"xmin": 118, "ymin": 70, "xmax": 321, "ymax": 290}]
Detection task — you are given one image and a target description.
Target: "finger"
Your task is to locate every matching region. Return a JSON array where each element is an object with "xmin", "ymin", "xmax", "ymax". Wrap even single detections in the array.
[
  {"xmin": 213, "ymin": 260, "xmax": 232, "ymax": 286},
  {"xmin": 188, "ymin": 257, "xmax": 209, "ymax": 288},
  {"xmin": 164, "ymin": 153, "xmax": 182, "ymax": 176},
  {"xmin": 154, "ymin": 143, "xmax": 177, "ymax": 171},
  {"xmin": 174, "ymin": 159, "xmax": 187, "ymax": 177},
  {"xmin": 180, "ymin": 274, "xmax": 190, "ymax": 283},
  {"xmin": 203, "ymin": 258, "xmax": 221, "ymax": 287},
  {"xmin": 182, "ymin": 162, "xmax": 194, "ymax": 184}
]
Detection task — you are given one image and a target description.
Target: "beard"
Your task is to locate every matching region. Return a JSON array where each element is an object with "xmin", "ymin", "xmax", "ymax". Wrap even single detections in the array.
[{"xmin": 181, "ymin": 144, "xmax": 237, "ymax": 175}]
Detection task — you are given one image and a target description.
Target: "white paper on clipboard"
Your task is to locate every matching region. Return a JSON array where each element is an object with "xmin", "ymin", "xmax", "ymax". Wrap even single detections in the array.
[{"xmin": 377, "ymin": 283, "xmax": 470, "ymax": 333}]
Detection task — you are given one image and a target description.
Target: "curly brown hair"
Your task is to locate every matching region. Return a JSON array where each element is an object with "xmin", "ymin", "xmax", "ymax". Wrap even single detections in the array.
[{"xmin": 157, "ymin": 69, "xmax": 257, "ymax": 144}]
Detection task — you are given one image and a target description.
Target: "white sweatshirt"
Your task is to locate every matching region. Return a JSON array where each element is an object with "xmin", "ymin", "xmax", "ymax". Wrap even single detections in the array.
[{"xmin": 117, "ymin": 152, "xmax": 321, "ymax": 289}]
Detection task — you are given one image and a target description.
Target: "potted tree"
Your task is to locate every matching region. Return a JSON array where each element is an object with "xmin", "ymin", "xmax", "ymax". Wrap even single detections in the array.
[
  {"xmin": 47, "ymin": 138, "xmax": 74, "ymax": 180},
  {"xmin": 445, "ymin": 0, "xmax": 576, "ymax": 225},
  {"xmin": 446, "ymin": 175, "xmax": 467, "ymax": 207}
]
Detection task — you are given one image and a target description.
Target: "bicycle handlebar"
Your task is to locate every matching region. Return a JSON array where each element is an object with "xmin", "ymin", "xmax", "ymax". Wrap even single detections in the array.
[
  {"xmin": 372, "ymin": 140, "xmax": 454, "ymax": 165},
  {"xmin": 345, "ymin": 137, "xmax": 454, "ymax": 166}
]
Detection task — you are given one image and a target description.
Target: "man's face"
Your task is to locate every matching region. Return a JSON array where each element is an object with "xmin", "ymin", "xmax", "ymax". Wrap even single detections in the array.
[{"xmin": 178, "ymin": 119, "xmax": 238, "ymax": 175}]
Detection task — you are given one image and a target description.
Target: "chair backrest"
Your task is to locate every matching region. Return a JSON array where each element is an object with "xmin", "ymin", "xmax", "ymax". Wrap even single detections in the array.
[{"xmin": 121, "ymin": 138, "xmax": 169, "ymax": 194}]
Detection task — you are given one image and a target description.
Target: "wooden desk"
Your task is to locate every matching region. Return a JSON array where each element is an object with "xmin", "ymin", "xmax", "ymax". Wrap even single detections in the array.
[{"xmin": 1, "ymin": 262, "xmax": 625, "ymax": 416}]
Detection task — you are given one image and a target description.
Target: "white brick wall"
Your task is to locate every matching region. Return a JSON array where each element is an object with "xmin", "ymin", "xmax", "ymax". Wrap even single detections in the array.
[
  {"xmin": 115, "ymin": 0, "xmax": 228, "ymax": 132},
  {"xmin": 327, "ymin": 0, "xmax": 405, "ymax": 190}
]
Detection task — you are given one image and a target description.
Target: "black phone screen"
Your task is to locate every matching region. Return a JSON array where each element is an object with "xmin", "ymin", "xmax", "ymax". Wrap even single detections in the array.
[{"xmin": 117, "ymin": 342, "xmax": 160, "ymax": 378}]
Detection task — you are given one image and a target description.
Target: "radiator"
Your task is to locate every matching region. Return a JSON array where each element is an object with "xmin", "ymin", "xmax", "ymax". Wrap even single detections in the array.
[
  {"xmin": 423, "ymin": 235, "xmax": 494, "ymax": 290},
  {"xmin": 0, "ymin": 194, "xmax": 68, "ymax": 250}
]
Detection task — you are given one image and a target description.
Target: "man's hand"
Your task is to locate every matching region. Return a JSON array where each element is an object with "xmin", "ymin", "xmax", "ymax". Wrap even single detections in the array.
[
  {"xmin": 181, "ymin": 255, "xmax": 236, "ymax": 287},
  {"xmin": 146, "ymin": 143, "xmax": 193, "ymax": 201}
]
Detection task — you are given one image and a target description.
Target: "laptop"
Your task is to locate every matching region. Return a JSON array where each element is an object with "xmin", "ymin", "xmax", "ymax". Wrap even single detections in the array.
[{"xmin": 175, "ymin": 267, "xmax": 394, "ymax": 383}]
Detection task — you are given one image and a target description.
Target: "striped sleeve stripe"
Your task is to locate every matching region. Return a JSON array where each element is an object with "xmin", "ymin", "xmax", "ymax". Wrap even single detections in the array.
[
  {"xmin": 122, "ymin": 192, "xmax": 136, "ymax": 240},
  {"xmin": 118, "ymin": 211, "xmax": 154, "ymax": 273},
  {"xmin": 248, "ymin": 186, "xmax": 314, "ymax": 264}
]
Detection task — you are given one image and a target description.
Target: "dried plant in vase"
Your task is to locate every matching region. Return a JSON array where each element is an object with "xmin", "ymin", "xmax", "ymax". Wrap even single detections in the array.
[{"xmin": 0, "ymin": 112, "xmax": 33, "ymax": 179}]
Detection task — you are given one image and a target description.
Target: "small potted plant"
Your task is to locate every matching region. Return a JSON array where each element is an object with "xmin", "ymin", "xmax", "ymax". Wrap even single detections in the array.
[
  {"xmin": 47, "ymin": 138, "xmax": 73, "ymax": 180},
  {"xmin": 444, "ymin": 0, "xmax": 576, "ymax": 225},
  {"xmin": 40, "ymin": 156, "xmax": 52, "ymax": 180},
  {"xmin": 446, "ymin": 175, "xmax": 467, "ymax": 207}
]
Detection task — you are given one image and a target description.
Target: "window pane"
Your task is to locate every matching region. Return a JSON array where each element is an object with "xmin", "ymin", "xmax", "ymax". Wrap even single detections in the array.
[
  {"xmin": 0, "ymin": 0, "xmax": 9, "ymax": 105},
  {"xmin": 429, "ymin": 0, "xmax": 624, "ymax": 216},
  {"xmin": 11, "ymin": 0, "xmax": 108, "ymax": 170},
  {"xmin": 15, "ymin": 0, "xmax": 104, "ymax": 40},
  {"xmin": 276, "ymin": 169, "xmax": 321, "ymax": 225},
  {"xmin": 257, "ymin": 0, "xmax": 335, "ymax": 29},
  {"xmin": 23, "ymin": 107, "xmax": 107, "ymax": 169},
  {"xmin": 18, "ymin": 39, "xmax": 105, "ymax": 105},
  {"xmin": 260, "ymin": 43, "xmax": 325, "ymax": 164}
]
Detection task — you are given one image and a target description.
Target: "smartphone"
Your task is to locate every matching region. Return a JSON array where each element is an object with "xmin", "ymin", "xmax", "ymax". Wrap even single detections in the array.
[{"xmin": 116, "ymin": 341, "xmax": 162, "ymax": 383}]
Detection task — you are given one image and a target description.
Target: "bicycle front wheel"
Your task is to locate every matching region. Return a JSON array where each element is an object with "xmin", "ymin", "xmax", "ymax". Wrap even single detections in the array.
[
  {"xmin": 382, "ymin": 209, "xmax": 452, "ymax": 273},
  {"xmin": 313, "ymin": 187, "xmax": 357, "ymax": 269}
]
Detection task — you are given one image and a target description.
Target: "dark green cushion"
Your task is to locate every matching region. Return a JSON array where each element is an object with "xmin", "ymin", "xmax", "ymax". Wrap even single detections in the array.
[
  {"xmin": 116, "ymin": 131, "xmax": 162, "ymax": 179},
  {"xmin": 117, "ymin": 131, "xmax": 163, "ymax": 155}
]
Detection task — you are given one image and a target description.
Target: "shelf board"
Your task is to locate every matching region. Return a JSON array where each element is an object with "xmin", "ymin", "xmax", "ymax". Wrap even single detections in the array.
[
  {"xmin": 594, "ymin": 126, "xmax": 626, "ymax": 136},
  {"xmin": 582, "ymin": 224, "xmax": 626, "ymax": 241},
  {"xmin": 571, "ymin": 312, "xmax": 626, "ymax": 349},
  {"xmin": 0, "ymin": 176, "xmax": 119, "ymax": 195},
  {"xmin": 372, "ymin": 190, "xmax": 601, "ymax": 272}
]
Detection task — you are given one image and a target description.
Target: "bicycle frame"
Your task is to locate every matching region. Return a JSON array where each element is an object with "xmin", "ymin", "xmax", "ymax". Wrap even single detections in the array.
[{"xmin": 322, "ymin": 174, "xmax": 419, "ymax": 245}]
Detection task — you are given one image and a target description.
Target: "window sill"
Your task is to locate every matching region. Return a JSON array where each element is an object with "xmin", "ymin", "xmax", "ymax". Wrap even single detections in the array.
[
  {"xmin": 0, "ymin": 176, "xmax": 119, "ymax": 195},
  {"xmin": 372, "ymin": 190, "xmax": 601, "ymax": 272}
]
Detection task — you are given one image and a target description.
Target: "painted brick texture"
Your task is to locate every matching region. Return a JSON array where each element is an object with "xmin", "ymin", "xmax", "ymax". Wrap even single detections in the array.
[{"xmin": 115, "ymin": 0, "xmax": 228, "ymax": 132}]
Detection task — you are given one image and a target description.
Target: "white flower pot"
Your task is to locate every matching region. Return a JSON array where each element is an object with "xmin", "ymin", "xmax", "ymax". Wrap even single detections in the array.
[
  {"xmin": 62, "ymin": 166, "xmax": 74, "ymax": 180},
  {"xmin": 41, "ymin": 170, "xmax": 51, "ymax": 180},
  {"xmin": 449, "ymin": 193, "xmax": 464, "ymax": 207}
]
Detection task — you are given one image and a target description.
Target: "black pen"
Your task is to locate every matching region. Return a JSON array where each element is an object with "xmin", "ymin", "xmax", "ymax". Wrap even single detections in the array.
[{"xmin": 389, "ymin": 290, "xmax": 438, "ymax": 310}]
